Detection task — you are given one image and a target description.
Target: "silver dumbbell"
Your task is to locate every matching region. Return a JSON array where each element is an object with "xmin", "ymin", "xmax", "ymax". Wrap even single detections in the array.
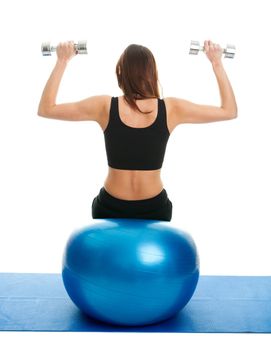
[
  {"xmin": 41, "ymin": 41, "xmax": 88, "ymax": 56},
  {"xmin": 189, "ymin": 40, "xmax": 236, "ymax": 59}
]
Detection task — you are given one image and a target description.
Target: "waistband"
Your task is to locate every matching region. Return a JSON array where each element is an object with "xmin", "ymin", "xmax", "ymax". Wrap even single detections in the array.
[{"xmin": 97, "ymin": 187, "xmax": 169, "ymax": 211}]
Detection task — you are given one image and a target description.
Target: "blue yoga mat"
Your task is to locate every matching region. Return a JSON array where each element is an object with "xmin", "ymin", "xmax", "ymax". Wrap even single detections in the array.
[{"xmin": 0, "ymin": 273, "xmax": 270, "ymax": 333}]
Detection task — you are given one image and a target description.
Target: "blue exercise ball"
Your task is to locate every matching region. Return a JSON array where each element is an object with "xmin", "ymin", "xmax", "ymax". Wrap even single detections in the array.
[{"xmin": 62, "ymin": 219, "xmax": 199, "ymax": 326}]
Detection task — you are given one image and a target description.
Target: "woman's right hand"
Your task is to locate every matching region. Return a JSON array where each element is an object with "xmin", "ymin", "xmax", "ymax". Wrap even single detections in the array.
[
  {"xmin": 56, "ymin": 41, "xmax": 77, "ymax": 63},
  {"xmin": 204, "ymin": 40, "xmax": 223, "ymax": 65}
]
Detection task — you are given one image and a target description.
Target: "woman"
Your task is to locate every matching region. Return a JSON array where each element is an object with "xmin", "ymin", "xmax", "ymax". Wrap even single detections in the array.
[{"xmin": 38, "ymin": 40, "xmax": 237, "ymax": 222}]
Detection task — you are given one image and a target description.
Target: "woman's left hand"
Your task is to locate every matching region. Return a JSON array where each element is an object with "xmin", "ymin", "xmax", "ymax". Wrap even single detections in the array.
[{"xmin": 56, "ymin": 41, "xmax": 77, "ymax": 63}]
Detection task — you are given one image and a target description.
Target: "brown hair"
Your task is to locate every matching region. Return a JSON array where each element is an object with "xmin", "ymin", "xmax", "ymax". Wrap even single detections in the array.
[{"xmin": 116, "ymin": 44, "xmax": 160, "ymax": 114}]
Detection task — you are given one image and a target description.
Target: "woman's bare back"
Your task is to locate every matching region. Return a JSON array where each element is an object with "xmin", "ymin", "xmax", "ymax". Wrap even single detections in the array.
[{"xmin": 100, "ymin": 96, "xmax": 174, "ymax": 200}]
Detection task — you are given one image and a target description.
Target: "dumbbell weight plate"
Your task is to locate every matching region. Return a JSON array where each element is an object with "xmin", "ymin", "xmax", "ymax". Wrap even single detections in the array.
[
  {"xmin": 74, "ymin": 41, "xmax": 87, "ymax": 54},
  {"xmin": 189, "ymin": 40, "xmax": 201, "ymax": 55},
  {"xmin": 41, "ymin": 42, "xmax": 53, "ymax": 56}
]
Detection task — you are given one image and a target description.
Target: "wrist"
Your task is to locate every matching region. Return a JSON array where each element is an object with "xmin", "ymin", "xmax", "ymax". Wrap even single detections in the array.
[
  {"xmin": 212, "ymin": 60, "xmax": 224, "ymax": 69},
  {"xmin": 56, "ymin": 59, "xmax": 69, "ymax": 67}
]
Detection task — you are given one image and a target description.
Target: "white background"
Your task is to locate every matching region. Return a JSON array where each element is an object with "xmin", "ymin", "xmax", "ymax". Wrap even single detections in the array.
[{"xmin": 0, "ymin": 0, "xmax": 270, "ymax": 348}]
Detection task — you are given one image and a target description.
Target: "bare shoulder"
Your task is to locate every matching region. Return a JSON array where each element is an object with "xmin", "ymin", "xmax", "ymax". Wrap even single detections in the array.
[
  {"xmin": 163, "ymin": 97, "xmax": 180, "ymax": 134},
  {"xmin": 94, "ymin": 95, "xmax": 112, "ymax": 116},
  {"xmin": 164, "ymin": 96, "xmax": 185, "ymax": 117},
  {"xmin": 163, "ymin": 97, "xmax": 175, "ymax": 115},
  {"xmin": 94, "ymin": 95, "xmax": 112, "ymax": 130},
  {"xmin": 100, "ymin": 95, "xmax": 112, "ymax": 115}
]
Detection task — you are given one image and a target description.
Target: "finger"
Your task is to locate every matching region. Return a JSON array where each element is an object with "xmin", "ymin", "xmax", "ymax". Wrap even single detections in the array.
[
  {"xmin": 214, "ymin": 44, "xmax": 220, "ymax": 52},
  {"xmin": 210, "ymin": 43, "xmax": 216, "ymax": 53}
]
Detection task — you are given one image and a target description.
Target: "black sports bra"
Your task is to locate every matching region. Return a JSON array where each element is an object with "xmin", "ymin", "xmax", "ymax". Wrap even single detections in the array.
[{"xmin": 103, "ymin": 97, "xmax": 170, "ymax": 170}]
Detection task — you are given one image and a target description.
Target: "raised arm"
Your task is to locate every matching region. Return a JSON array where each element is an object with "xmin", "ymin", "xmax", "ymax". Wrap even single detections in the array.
[
  {"xmin": 168, "ymin": 40, "xmax": 238, "ymax": 125},
  {"xmin": 37, "ymin": 41, "xmax": 108, "ymax": 122}
]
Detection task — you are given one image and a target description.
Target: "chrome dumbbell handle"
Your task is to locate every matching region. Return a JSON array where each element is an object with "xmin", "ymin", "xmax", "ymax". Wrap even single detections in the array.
[
  {"xmin": 41, "ymin": 41, "xmax": 88, "ymax": 56},
  {"xmin": 189, "ymin": 40, "xmax": 236, "ymax": 59}
]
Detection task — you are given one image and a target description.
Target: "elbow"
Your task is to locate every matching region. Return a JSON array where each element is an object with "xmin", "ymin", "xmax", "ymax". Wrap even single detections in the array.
[
  {"xmin": 221, "ymin": 102, "xmax": 238, "ymax": 120},
  {"xmin": 229, "ymin": 111, "xmax": 238, "ymax": 119},
  {"xmin": 37, "ymin": 104, "xmax": 46, "ymax": 117},
  {"xmin": 230, "ymin": 103, "xmax": 238, "ymax": 119},
  {"xmin": 231, "ymin": 108, "xmax": 238, "ymax": 119},
  {"xmin": 224, "ymin": 107, "xmax": 238, "ymax": 120},
  {"xmin": 37, "ymin": 111, "xmax": 50, "ymax": 118},
  {"xmin": 37, "ymin": 106, "xmax": 54, "ymax": 118},
  {"xmin": 37, "ymin": 109, "xmax": 44, "ymax": 117}
]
